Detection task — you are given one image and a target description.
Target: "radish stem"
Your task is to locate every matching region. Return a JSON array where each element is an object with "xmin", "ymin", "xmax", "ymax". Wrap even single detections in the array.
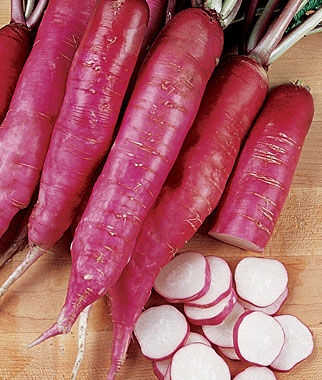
[
  {"xmin": 11, "ymin": 0, "xmax": 25, "ymax": 24},
  {"xmin": 221, "ymin": 0, "xmax": 242, "ymax": 28},
  {"xmin": 204, "ymin": 0, "xmax": 223, "ymax": 13},
  {"xmin": 166, "ymin": 0, "xmax": 177, "ymax": 23},
  {"xmin": 24, "ymin": 0, "xmax": 35, "ymax": 18},
  {"xmin": 26, "ymin": 0, "xmax": 48, "ymax": 29},
  {"xmin": 221, "ymin": 0, "xmax": 239, "ymax": 19}
]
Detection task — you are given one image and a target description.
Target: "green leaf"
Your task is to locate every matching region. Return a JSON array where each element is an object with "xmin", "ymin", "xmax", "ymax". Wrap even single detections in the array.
[{"xmin": 286, "ymin": 0, "xmax": 322, "ymax": 33}]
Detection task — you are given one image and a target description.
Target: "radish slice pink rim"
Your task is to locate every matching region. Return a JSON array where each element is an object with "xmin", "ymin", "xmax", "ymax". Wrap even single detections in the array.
[
  {"xmin": 185, "ymin": 256, "xmax": 233, "ymax": 308},
  {"xmin": 184, "ymin": 289, "xmax": 237, "ymax": 326},
  {"xmin": 238, "ymin": 287, "xmax": 288, "ymax": 315},
  {"xmin": 234, "ymin": 257, "xmax": 288, "ymax": 308},
  {"xmin": 154, "ymin": 251, "xmax": 211, "ymax": 303},
  {"xmin": 233, "ymin": 311, "xmax": 285, "ymax": 366},
  {"xmin": 153, "ymin": 358, "xmax": 171, "ymax": 380},
  {"xmin": 185, "ymin": 332, "xmax": 212, "ymax": 347},
  {"xmin": 233, "ymin": 366, "xmax": 277, "ymax": 379},
  {"xmin": 169, "ymin": 343, "xmax": 231, "ymax": 380},
  {"xmin": 270, "ymin": 314, "xmax": 314, "ymax": 372},
  {"xmin": 218, "ymin": 346, "xmax": 241, "ymax": 361},
  {"xmin": 134, "ymin": 305, "xmax": 190, "ymax": 361}
]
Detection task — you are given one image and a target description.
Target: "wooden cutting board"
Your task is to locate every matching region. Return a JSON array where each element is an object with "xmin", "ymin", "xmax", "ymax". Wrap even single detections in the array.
[{"xmin": 0, "ymin": 3, "xmax": 321, "ymax": 379}]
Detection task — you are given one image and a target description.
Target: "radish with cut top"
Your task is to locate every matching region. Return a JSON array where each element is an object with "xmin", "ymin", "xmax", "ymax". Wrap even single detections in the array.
[
  {"xmin": 169, "ymin": 342, "xmax": 231, "ymax": 380},
  {"xmin": 233, "ymin": 311, "xmax": 285, "ymax": 366},
  {"xmin": 154, "ymin": 251, "xmax": 211, "ymax": 303},
  {"xmin": 270, "ymin": 314, "xmax": 314, "ymax": 372},
  {"xmin": 184, "ymin": 290, "xmax": 237, "ymax": 326},
  {"xmin": 234, "ymin": 257, "xmax": 288, "ymax": 307},
  {"xmin": 218, "ymin": 346, "xmax": 240, "ymax": 361},
  {"xmin": 238, "ymin": 287, "xmax": 288, "ymax": 315},
  {"xmin": 202, "ymin": 303, "xmax": 244, "ymax": 348},
  {"xmin": 134, "ymin": 305, "xmax": 189, "ymax": 361},
  {"xmin": 233, "ymin": 366, "xmax": 277, "ymax": 379},
  {"xmin": 185, "ymin": 256, "xmax": 232, "ymax": 308}
]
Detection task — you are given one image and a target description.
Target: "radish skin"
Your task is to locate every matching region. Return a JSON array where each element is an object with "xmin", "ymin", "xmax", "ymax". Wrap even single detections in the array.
[
  {"xmin": 209, "ymin": 83, "xmax": 314, "ymax": 252},
  {"xmin": 29, "ymin": 8, "xmax": 224, "ymax": 347}
]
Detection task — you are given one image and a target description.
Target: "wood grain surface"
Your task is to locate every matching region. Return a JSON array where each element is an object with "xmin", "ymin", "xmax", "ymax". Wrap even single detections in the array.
[{"xmin": 0, "ymin": 1, "xmax": 321, "ymax": 379}]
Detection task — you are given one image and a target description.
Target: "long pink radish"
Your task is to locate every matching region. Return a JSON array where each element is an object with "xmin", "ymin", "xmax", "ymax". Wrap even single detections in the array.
[
  {"xmin": 134, "ymin": 304, "xmax": 190, "ymax": 361},
  {"xmin": 270, "ymin": 314, "xmax": 314, "ymax": 372},
  {"xmin": 209, "ymin": 82, "xmax": 315, "ymax": 251},
  {"xmin": 169, "ymin": 343, "xmax": 231, "ymax": 380},
  {"xmin": 0, "ymin": 0, "xmax": 97, "ymax": 239},
  {"xmin": 233, "ymin": 311, "xmax": 285, "ymax": 366},
  {"xmin": 0, "ymin": 0, "xmax": 149, "ymax": 298},
  {"xmin": 29, "ymin": 8, "xmax": 224, "ymax": 348},
  {"xmin": 233, "ymin": 366, "xmax": 277, "ymax": 380},
  {"xmin": 234, "ymin": 257, "xmax": 288, "ymax": 307}
]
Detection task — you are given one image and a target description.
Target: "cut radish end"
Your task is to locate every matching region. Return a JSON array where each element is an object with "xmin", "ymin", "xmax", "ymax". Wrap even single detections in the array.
[
  {"xmin": 185, "ymin": 256, "xmax": 232, "ymax": 308},
  {"xmin": 184, "ymin": 290, "xmax": 237, "ymax": 326},
  {"xmin": 134, "ymin": 305, "xmax": 189, "ymax": 360},
  {"xmin": 234, "ymin": 311, "xmax": 285, "ymax": 366},
  {"xmin": 233, "ymin": 366, "xmax": 277, "ymax": 379},
  {"xmin": 153, "ymin": 358, "xmax": 171, "ymax": 380},
  {"xmin": 218, "ymin": 346, "xmax": 240, "ymax": 361},
  {"xmin": 185, "ymin": 332, "xmax": 211, "ymax": 347},
  {"xmin": 234, "ymin": 257, "xmax": 288, "ymax": 307},
  {"xmin": 154, "ymin": 251, "xmax": 211, "ymax": 303},
  {"xmin": 170, "ymin": 343, "xmax": 231, "ymax": 380},
  {"xmin": 202, "ymin": 303, "xmax": 244, "ymax": 348},
  {"xmin": 270, "ymin": 314, "xmax": 314, "ymax": 372},
  {"xmin": 238, "ymin": 287, "xmax": 288, "ymax": 315}
]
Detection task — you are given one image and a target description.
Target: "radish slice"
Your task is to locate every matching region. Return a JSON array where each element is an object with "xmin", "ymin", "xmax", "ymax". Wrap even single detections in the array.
[
  {"xmin": 218, "ymin": 346, "xmax": 240, "ymax": 361},
  {"xmin": 234, "ymin": 311, "xmax": 285, "ymax": 366},
  {"xmin": 185, "ymin": 256, "xmax": 232, "ymax": 308},
  {"xmin": 184, "ymin": 290, "xmax": 237, "ymax": 326},
  {"xmin": 270, "ymin": 315, "xmax": 314, "ymax": 372},
  {"xmin": 235, "ymin": 257, "xmax": 288, "ymax": 307},
  {"xmin": 154, "ymin": 251, "xmax": 211, "ymax": 303},
  {"xmin": 134, "ymin": 305, "xmax": 189, "ymax": 360},
  {"xmin": 164, "ymin": 365, "xmax": 171, "ymax": 380},
  {"xmin": 202, "ymin": 303, "xmax": 245, "ymax": 347},
  {"xmin": 185, "ymin": 332, "xmax": 212, "ymax": 347},
  {"xmin": 233, "ymin": 366, "xmax": 277, "ymax": 379},
  {"xmin": 170, "ymin": 343, "xmax": 231, "ymax": 380},
  {"xmin": 238, "ymin": 287, "xmax": 288, "ymax": 315}
]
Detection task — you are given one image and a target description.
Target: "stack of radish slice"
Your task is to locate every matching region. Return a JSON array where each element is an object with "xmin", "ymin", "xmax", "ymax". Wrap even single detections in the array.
[{"xmin": 133, "ymin": 252, "xmax": 314, "ymax": 379}]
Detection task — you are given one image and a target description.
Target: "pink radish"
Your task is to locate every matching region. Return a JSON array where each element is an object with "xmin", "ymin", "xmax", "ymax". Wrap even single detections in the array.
[
  {"xmin": 169, "ymin": 342, "xmax": 231, "ymax": 380},
  {"xmin": 234, "ymin": 257, "xmax": 288, "ymax": 307},
  {"xmin": 233, "ymin": 311, "xmax": 285, "ymax": 366},
  {"xmin": 238, "ymin": 287, "xmax": 288, "ymax": 315},
  {"xmin": 184, "ymin": 290, "xmax": 237, "ymax": 326},
  {"xmin": 185, "ymin": 256, "xmax": 232, "ymax": 308},
  {"xmin": 218, "ymin": 346, "xmax": 240, "ymax": 361},
  {"xmin": 209, "ymin": 82, "xmax": 315, "ymax": 251},
  {"xmin": 202, "ymin": 302, "xmax": 244, "ymax": 348},
  {"xmin": 233, "ymin": 366, "xmax": 277, "ymax": 379},
  {"xmin": 154, "ymin": 251, "xmax": 211, "ymax": 303},
  {"xmin": 270, "ymin": 314, "xmax": 314, "ymax": 372},
  {"xmin": 29, "ymin": 8, "xmax": 224, "ymax": 348},
  {"xmin": 0, "ymin": 0, "xmax": 97, "ymax": 239},
  {"xmin": 134, "ymin": 304, "xmax": 189, "ymax": 361}
]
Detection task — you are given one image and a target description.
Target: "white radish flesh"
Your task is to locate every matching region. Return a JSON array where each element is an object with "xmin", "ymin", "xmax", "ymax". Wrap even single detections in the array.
[
  {"xmin": 202, "ymin": 303, "xmax": 245, "ymax": 347},
  {"xmin": 185, "ymin": 332, "xmax": 212, "ymax": 347},
  {"xmin": 270, "ymin": 314, "xmax": 314, "ymax": 371},
  {"xmin": 234, "ymin": 311, "xmax": 285, "ymax": 366},
  {"xmin": 134, "ymin": 305, "xmax": 189, "ymax": 360},
  {"xmin": 233, "ymin": 366, "xmax": 277, "ymax": 379},
  {"xmin": 235, "ymin": 257, "xmax": 288, "ymax": 307},
  {"xmin": 238, "ymin": 287, "xmax": 288, "ymax": 315},
  {"xmin": 185, "ymin": 256, "xmax": 232, "ymax": 308},
  {"xmin": 184, "ymin": 290, "xmax": 237, "ymax": 326},
  {"xmin": 154, "ymin": 251, "xmax": 211, "ymax": 303},
  {"xmin": 218, "ymin": 346, "xmax": 240, "ymax": 361},
  {"xmin": 170, "ymin": 343, "xmax": 231, "ymax": 380}
]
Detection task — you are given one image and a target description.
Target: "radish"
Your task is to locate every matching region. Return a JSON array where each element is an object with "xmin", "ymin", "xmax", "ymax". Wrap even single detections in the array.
[
  {"xmin": 209, "ymin": 82, "xmax": 315, "ymax": 251},
  {"xmin": 0, "ymin": 0, "xmax": 97, "ymax": 239},
  {"xmin": 233, "ymin": 366, "xmax": 277, "ymax": 380},
  {"xmin": 0, "ymin": 0, "xmax": 48, "ymax": 123},
  {"xmin": 134, "ymin": 305, "xmax": 190, "ymax": 361},
  {"xmin": 238, "ymin": 287, "xmax": 288, "ymax": 315},
  {"xmin": 154, "ymin": 251, "xmax": 211, "ymax": 303},
  {"xmin": 185, "ymin": 332, "xmax": 211, "ymax": 347},
  {"xmin": 233, "ymin": 311, "xmax": 285, "ymax": 366},
  {"xmin": 169, "ymin": 342, "xmax": 231, "ymax": 380},
  {"xmin": 28, "ymin": 7, "xmax": 225, "ymax": 348},
  {"xmin": 218, "ymin": 346, "xmax": 240, "ymax": 361},
  {"xmin": 184, "ymin": 290, "xmax": 237, "ymax": 326},
  {"xmin": 185, "ymin": 256, "xmax": 232, "ymax": 308},
  {"xmin": 234, "ymin": 257, "xmax": 288, "ymax": 307},
  {"xmin": 202, "ymin": 302, "xmax": 244, "ymax": 348},
  {"xmin": 270, "ymin": 314, "xmax": 314, "ymax": 372}
]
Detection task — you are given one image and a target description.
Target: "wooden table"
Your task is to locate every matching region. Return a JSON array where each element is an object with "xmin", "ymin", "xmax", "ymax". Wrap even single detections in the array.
[{"xmin": 0, "ymin": 2, "xmax": 321, "ymax": 379}]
